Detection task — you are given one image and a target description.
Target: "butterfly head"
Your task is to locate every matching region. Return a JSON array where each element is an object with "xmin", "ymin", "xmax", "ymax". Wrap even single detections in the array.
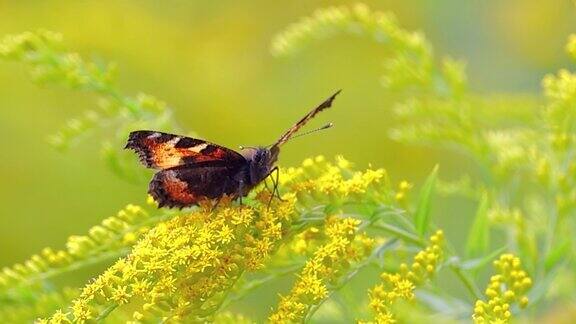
[
  {"xmin": 239, "ymin": 90, "xmax": 341, "ymax": 187},
  {"xmin": 240, "ymin": 146, "xmax": 279, "ymax": 186}
]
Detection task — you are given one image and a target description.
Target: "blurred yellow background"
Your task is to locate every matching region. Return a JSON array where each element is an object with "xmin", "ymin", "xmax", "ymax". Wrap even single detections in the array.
[{"xmin": 0, "ymin": 0, "xmax": 574, "ymax": 268}]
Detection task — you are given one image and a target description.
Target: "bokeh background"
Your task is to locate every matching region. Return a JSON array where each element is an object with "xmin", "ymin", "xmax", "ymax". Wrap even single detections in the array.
[{"xmin": 0, "ymin": 0, "xmax": 574, "ymax": 282}]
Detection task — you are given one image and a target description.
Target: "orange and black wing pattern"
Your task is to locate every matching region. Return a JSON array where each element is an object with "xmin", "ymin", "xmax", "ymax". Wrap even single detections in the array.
[
  {"xmin": 125, "ymin": 130, "xmax": 248, "ymax": 208},
  {"xmin": 148, "ymin": 162, "xmax": 243, "ymax": 208},
  {"xmin": 125, "ymin": 130, "xmax": 246, "ymax": 170}
]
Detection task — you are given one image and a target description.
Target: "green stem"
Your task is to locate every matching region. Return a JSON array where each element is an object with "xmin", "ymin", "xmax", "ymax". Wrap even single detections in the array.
[
  {"xmin": 34, "ymin": 248, "xmax": 129, "ymax": 285},
  {"xmin": 449, "ymin": 264, "xmax": 482, "ymax": 301},
  {"xmin": 96, "ymin": 303, "xmax": 119, "ymax": 322},
  {"xmin": 218, "ymin": 264, "xmax": 303, "ymax": 312},
  {"xmin": 443, "ymin": 240, "xmax": 482, "ymax": 301},
  {"xmin": 373, "ymin": 223, "xmax": 425, "ymax": 246}
]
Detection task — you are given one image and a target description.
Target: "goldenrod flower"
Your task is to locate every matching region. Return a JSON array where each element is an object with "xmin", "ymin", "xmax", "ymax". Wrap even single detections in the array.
[
  {"xmin": 472, "ymin": 254, "xmax": 532, "ymax": 323},
  {"xmin": 269, "ymin": 217, "xmax": 372, "ymax": 323},
  {"xmin": 27, "ymin": 156, "xmax": 394, "ymax": 323},
  {"xmin": 281, "ymin": 155, "xmax": 390, "ymax": 205},
  {"xmin": 45, "ymin": 195, "xmax": 297, "ymax": 322},
  {"xmin": 364, "ymin": 230, "xmax": 444, "ymax": 323},
  {"xmin": 46, "ymin": 310, "xmax": 70, "ymax": 324}
]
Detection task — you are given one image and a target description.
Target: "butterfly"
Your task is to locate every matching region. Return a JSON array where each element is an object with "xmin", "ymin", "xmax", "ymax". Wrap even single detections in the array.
[{"xmin": 125, "ymin": 90, "xmax": 341, "ymax": 209}]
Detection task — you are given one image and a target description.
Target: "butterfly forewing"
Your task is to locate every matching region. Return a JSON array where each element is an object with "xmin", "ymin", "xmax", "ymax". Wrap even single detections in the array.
[
  {"xmin": 125, "ymin": 130, "xmax": 246, "ymax": 169},
  {"xmin": 272, "ymin": 90, "xmax": 341, "ymax": 148}
]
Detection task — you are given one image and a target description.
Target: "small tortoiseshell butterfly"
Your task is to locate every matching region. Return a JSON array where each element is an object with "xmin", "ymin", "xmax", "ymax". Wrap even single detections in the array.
[{"xmin": 125, "ymin": 90, "xmax": 341, "ymax": 208}]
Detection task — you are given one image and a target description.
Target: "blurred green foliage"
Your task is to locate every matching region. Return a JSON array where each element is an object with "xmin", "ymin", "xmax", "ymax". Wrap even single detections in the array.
[
  {"xmin": 0, "ymin": 1, "xmax": 575, "ymax": 265},
  {"xmin": 0, "ymin": 0, "xmax": 574, "ymax": 265},
  {"xmin": 1, "ymin": 1, "xmax": 576, "ymax": 323}
]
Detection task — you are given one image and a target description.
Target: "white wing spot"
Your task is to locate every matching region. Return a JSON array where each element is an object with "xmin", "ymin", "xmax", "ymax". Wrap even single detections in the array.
[{"xmin": 188, "ymin": 143, "xmax": 208, "ymax": 153}]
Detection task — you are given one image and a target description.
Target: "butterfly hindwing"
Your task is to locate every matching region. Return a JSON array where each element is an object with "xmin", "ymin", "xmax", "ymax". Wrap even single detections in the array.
[
  {"xmin": 148, "ymin": 162, "xmax": 245, "ymax": 208},
  {"xmin": 125, "ymin": 130, "xmax": 246, "ymax": 169}
]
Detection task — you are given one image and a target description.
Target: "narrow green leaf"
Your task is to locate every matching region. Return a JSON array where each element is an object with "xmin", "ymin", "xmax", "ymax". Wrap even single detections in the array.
[
  {"xmin": 374, "ymin": 223, "xmax": 424, "ymax": 247},
  {"xmin": 545, "ymin": 240, "xmax": 570, "ymax": 271},
  {"xmin": 460, "ymin": 246, "xmax": 507, "ymax": 271},
  {"xmin": 465, "ymin": 192, "xmax": 490, "ymax": 258},
  {"xmin": 414, "ymin": 165, "xmax": 439, "ymax": 237}
]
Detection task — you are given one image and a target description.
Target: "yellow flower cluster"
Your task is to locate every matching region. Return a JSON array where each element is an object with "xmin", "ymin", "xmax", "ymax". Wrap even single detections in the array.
[
  {"xmin": 0, "ymin": 29, "xmax": 114, "ymax": 89},
  {"xmin": 0, "ymin": 30, "xmax": 173, "ymax": 153},
  {"xmin": 271, "ymin": 3, "xmax": 429, "ymax": 60},
  {"xmin": 0, "ymin": 29, "xmax": 62, "ymax": 59},
  {"xmin": 487, "ymin": 205, "xmax": 523, "ymax": 225},
  {"xmin": 486, "ymin": 206, "xmax": 536, "ymax": 265},
  {"xmin": 283, "ymin": 155, "xmax": 390, "ymax": 204},
  {"xmin": 271, "ymin": 2, "xmax": 453, "ymax": 95},
  {"xmin": 269, "ymin": 216, "xmax": 374, "ymax": 323},
  {"xmin": 45, "ymin": 195, "xmax": 297, "ymax": 322},
  {"xmin": 543, "ymin": 70, "xmax": 576, "ymax": 112},
  {"xmin": 485, "ymin": 130, "xmax": 532, "ymax": 178},
  {"xmin": 473, "ymin": 254, "xmax": 532, "ymax": 324},
  {"xmin": 0, "ymin": 204, "xmax": 151, "ymax": 292},
  {"xmin": 288, "ymin": 226, "xmax": 322, "ymax": 255},
  {"xmin": 365, "ymin": 230, "xmax": 444, "ymax": 323},
  {"xmin": 4, "ymin": 156, "xmax": 394, "ymax": 322}
]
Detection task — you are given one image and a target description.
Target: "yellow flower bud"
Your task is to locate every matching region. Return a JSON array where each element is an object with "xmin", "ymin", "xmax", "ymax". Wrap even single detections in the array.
[
  {"xmin": 302, "ymin": 158, "xmax": 314, "ymax": 167},
  {"xmin": 399, "ymin": 181, "xmax": 412, "ymax": 191},
  {"xmin": 503, "ymin": 290, "xmax": 515, "ymax": 301},
  {"xmin": 520, "ymin": 296, "xmax": 529, "ymax": 308},
  {"xmin": 485, "ymin": 288, "xmax": 498, "ymax": 298},
  {"xmin": 522, "ymin": 277, "xmax": 532, "ymax": 289}
]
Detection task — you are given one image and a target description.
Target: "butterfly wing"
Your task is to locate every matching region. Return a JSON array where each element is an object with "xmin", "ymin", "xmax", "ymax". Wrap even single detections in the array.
[
  {"xmin": 272, "ymin": 90, "xmax": 341, "ymax": 148},
  {"xmin": 125, "ymin": 130, "xmax": 246, "ymax": 169},
  {"xmin": 148, "ymin": 162, "xmax": 245, "ymax": 208}
]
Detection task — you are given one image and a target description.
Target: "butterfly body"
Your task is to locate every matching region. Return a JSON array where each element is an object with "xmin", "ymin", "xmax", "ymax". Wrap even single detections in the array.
[{"xmin": 125, "ymin": 91, "xmax": 340, "ymax": 208}]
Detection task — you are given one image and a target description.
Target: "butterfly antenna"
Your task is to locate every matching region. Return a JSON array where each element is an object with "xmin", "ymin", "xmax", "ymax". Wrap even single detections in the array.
[
  {"xmin": 276, "ymin": 122, "xmax": 334, "ymax": 145},
  {"xmin": 270, "ymin": 90, "xmax": 341, "ymax": 149}
]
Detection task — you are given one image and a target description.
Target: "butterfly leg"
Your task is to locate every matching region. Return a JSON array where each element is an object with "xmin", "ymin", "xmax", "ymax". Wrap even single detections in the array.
[
  {"xmin": 266, "ymin": 189, "xmax": 274, "ymax": 210},
  {"xmin": 238, "ymin": 180, "xmax": 244, "ymax": 205},
  {"xmin": 271, "ymin": 167, "xmax": 285, "ymax": 202},
  {"xmin": 211, "ymin": 197, "xmax": 222, "ymax": 212},
  {"xmin": 266, "ymin": 167, "xmax": 285, "ymax": 209},
  {"xmin": 262, "ymin": 176, "xmax": 274, "ymax": 195}
]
